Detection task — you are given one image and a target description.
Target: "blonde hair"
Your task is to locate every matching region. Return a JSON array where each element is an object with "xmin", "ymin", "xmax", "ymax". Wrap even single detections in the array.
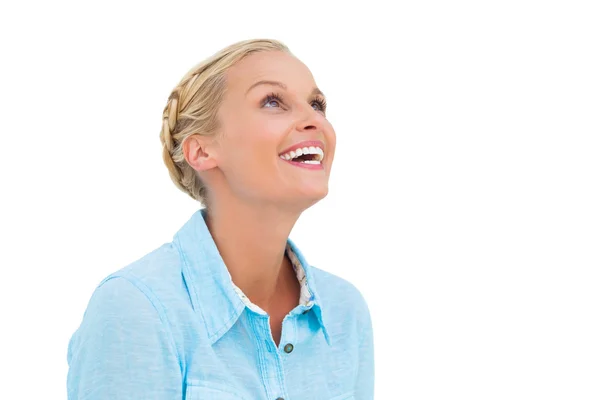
[{"xmin": 160, "ymin": 38, "xmax": 291, "ymax": 207}]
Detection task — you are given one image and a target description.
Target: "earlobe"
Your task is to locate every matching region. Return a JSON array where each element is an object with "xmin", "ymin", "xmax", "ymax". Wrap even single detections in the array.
[{"xmin": 184, "ymin": 135, "xmax": 218, "ymax": 172}]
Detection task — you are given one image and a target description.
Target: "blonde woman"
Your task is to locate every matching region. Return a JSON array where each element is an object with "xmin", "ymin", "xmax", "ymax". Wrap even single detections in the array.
[{"xmin": 67, "ymin": 38, "xmax": 374, "ymax": 400}]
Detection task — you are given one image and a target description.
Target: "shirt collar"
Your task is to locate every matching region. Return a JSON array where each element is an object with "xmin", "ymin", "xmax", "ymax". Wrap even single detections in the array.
[{"xmin": 172, "ymin": 208, "xmax": 330, "ymax": 346}]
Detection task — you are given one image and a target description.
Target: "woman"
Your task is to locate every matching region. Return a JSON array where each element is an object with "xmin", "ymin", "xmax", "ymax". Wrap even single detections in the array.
[{"xmin": 67, "ymin": 38, "xmax": 374, "ymax": 400}]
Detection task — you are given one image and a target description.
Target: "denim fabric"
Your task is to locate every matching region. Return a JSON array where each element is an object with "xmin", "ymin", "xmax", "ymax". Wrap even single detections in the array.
[{"xmin": 67, "ymin": 208, "xmax": 374, "ymax": 400}]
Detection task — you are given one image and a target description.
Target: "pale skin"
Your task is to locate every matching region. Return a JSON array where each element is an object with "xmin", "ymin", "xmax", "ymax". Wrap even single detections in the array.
[{"xmin": 183, "ymin": 50, "xmax": 337, "ymax": 346}]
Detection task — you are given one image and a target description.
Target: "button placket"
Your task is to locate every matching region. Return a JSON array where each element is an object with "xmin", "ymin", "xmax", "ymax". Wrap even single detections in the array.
[
  {"xmin": 283, "ymin": 343, "xmax": 294, "ymax": 353},
  {"xmin": 249, "ymin": 314, "xmax": 288, "ymax": 400},
  {"xmin": 279, "ymin": 314, "xmax": 297, "ymax": 355}
]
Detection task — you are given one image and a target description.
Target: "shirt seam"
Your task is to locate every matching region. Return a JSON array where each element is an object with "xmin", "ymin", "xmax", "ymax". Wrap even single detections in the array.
[
  {"xmin": 98, "ymin": 274, "xmax": 184, "ymax": 375},
  {"xmin": 173, "ymin": 234, "xmax": 207, "ymax": 325}
]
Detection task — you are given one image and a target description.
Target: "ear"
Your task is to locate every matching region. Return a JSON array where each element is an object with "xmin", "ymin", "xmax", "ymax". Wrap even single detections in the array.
[{"xmin": 183, "ymin": 134, "xmax": 218, "ymax": 172}]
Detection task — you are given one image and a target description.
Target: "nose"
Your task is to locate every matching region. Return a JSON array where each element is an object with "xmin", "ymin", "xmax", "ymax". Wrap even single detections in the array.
[{"xmin": 294, "ymin": 103, "xmax": 323, "ymax": 133}]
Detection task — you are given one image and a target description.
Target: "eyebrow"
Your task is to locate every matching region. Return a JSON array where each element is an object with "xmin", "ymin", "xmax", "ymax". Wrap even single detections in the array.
[{"xmin": 245, "ymin": 80, "xmax": 325, "ymax": 99}]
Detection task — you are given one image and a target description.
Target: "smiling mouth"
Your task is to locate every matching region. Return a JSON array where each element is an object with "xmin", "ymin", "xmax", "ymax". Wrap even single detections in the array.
[{"xmin": 279, "ymin": 146, "xmax": 324, "ymax": 165}]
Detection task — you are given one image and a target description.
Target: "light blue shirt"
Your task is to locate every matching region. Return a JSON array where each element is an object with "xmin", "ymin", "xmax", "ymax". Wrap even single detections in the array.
[{"xmin": 67, "ymin": 208, "xmax": 374, "ymax": 400}]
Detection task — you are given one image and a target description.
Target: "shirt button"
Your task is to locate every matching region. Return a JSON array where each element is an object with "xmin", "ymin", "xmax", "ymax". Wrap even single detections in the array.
[{"xmin": 283, "ymin": 343, "xmax": 294, "ymax": 353}]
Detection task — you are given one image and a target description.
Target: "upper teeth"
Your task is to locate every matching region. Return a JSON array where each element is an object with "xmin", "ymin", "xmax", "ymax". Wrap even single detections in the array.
[{"xmin": 279, "ymin": 146, "xmax": 324, "ymax": 162}]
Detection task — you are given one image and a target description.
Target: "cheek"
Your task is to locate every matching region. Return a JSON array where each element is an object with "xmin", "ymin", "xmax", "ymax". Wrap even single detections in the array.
[
  {"xmin": 260, "ymin": 114, "xmax": 293, "ymax": 141},
  {"xmin": 222, "ymin": 115, "xmax": 288, "ymax": 174},
  {"xmin": 325, "ymin": 122, "xmax": 337, "ymax": 155},
  {"xmin": 241, "ymin": 114, "xmax": 291, "ymax": 155}
]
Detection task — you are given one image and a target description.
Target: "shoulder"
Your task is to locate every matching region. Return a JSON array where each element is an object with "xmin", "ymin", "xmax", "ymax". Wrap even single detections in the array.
[
  {"xmin": 73, "ymin": 240, "xmax": 187, "ymax": 334},
  {"xmin": 67, "ymin": 248, "xmax": 185, "ymax": 398},
  {"xmin": 75, "ymin": 242, "xmax": 191, "ymax": 337},
  {"xmin": 311, "ymin": 266, "xmax": 364, "ymax": 296},
  {"xmin": 68, "ymin": 242, "xmax": 189, "ymax": 365},
  {"xmin": 94, "ymin": 242, "xmax": 190, "ymax": 311},
  {"xmin": 311, "ymin": 265, "xmax": 369, "ymax": 304},
  {"xmin": 94, "ymin": 241, "xmax": 193, "ymax": 328},
  {"xmin": 74, "ymin": 273, "xmax": 169, "ymax": 335},
  {"xmin": 108, "ymin": 242, "xmax": 183, "ymax": 289},
  {"xmin": 310, "ymin": 265, "xmax": 372, "ymax": 330}
]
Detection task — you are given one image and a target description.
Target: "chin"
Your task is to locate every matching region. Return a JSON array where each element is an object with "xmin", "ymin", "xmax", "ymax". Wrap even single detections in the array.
[
  {"xmin": 294, "ymin": 185, "xmax": 329, "ymax": 208},
  {"xmin": 265, "ymin": 180, "xmax": 329, "ymax": 209}
]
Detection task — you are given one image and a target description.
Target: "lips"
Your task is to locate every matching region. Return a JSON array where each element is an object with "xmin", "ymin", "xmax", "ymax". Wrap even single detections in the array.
[
  {"xmin": 280, "ymin": 157, "xmax": 324, "ymax": 170},
  {"xmin": 278, "ymin": 140, "xmax": 326, "ymax": 170},
  {"xmin": 278, "ymin": 140, "xmax": 325, "ymax": 157},
  {"xmin": 279, "ymin": 146, "xmax": 323, "ymax": 162}
]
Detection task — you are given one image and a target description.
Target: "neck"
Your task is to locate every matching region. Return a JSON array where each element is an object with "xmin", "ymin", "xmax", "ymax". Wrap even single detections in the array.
[{"xmin": 205, "ymin": 198, "xmax": 302, "ymax": 311}]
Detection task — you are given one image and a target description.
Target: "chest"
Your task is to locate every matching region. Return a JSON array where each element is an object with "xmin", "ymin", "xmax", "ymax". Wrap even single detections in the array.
[{"xmin": 183, "ymin": 312, "xmax": 358, "ymax": 400}]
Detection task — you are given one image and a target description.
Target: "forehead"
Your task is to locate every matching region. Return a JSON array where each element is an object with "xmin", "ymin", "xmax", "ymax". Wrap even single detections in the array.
[{"xmin": 226, "ymin": 51, "xmax": 316, "ymax": 93}]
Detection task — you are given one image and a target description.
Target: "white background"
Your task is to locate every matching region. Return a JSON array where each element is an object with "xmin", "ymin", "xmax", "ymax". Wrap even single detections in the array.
[{"xmin": 1, "ymin": 1, "xmax": 599, "ymax": 399}]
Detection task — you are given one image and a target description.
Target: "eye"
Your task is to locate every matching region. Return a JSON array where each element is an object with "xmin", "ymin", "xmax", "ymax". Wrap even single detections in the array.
[
  {"xmin": 262, "ymin": 92, "xmax": 284, "ymax": 109},
  {"xmin": 311, "ymin": 96, "xmax": 327, "ymax": 113}
]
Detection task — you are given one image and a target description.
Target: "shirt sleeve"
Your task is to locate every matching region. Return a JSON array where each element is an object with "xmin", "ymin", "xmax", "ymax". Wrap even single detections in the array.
[
  {"xmin": 67, "ymin": 276, "xmax": 182, "ymax": 400},
  {"xmin": 354, "ymin": 299, "xmax": 375, "ymax": 400}
]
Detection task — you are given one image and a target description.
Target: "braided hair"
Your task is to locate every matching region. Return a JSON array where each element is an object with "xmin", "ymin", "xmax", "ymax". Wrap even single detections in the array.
[{"xmin": 159, "ymin": 39, "xmax": 290, "ymax": 207}]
